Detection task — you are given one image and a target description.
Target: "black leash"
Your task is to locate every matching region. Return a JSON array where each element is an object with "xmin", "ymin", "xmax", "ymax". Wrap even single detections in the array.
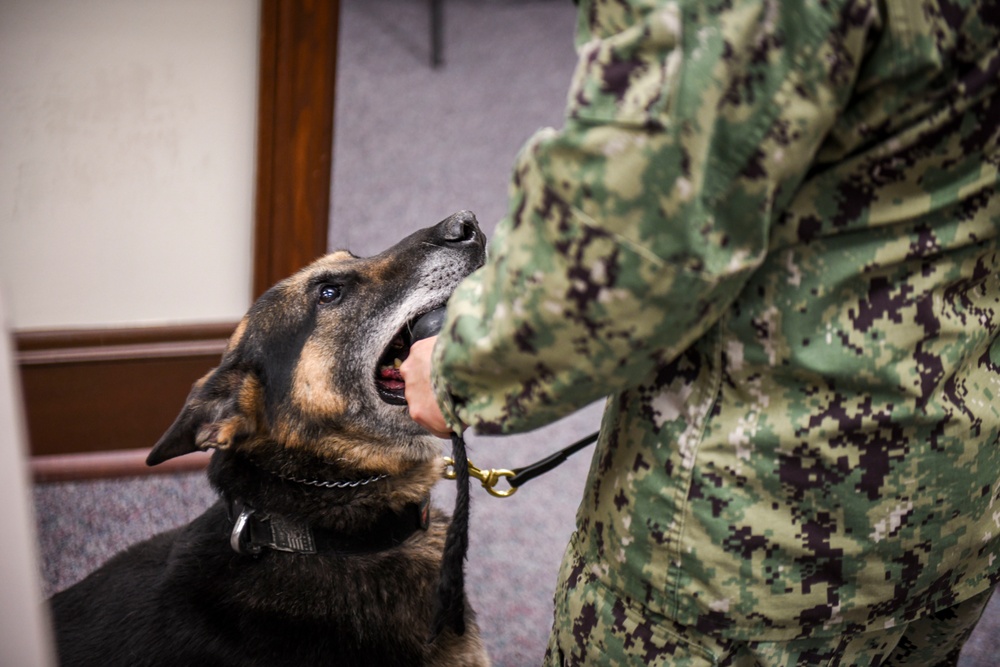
[
  {"xmin": 444, "ymin": 430, "xmax": 599, "ymax": 498},
  {"xmin": 411, "ymin": 309, "xmax": 472, "ymax": 642},
  {"xmin": 507, "ymin": 430, "xmax": 598, "ymax": 489},
  {"xmin": 413, "ymin": 308, "xmax": 600, "ymax": 640},
  {"xmin": 429, "ymin": 433, "xmax": 471, "ymax": 641},
  {"xmin": 430, "ymin": 429, "xmax": 599, "ymax": 640}
]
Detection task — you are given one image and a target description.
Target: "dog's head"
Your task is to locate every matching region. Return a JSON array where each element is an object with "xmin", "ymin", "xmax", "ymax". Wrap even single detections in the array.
[{"xmin": 147, "ymin": 212, "xmax": 485, "ymax": 474}]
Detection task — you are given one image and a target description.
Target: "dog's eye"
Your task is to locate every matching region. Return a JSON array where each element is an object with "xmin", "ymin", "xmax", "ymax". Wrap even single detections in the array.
[{"xmin": 318, "ymin": 284, "xmax": 343, "ymax": 305}]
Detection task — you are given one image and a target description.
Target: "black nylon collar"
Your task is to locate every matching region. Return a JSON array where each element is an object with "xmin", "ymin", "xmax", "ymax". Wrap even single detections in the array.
[{"xmin": 228, "ymin": 497, "xmax": 430, "ymax": 556}]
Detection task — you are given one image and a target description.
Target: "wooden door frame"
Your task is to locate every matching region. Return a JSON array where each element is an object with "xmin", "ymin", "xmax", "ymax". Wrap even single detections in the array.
[
  {"xmin": 253, "ymin": 0, "xmax": 338, "ymax": 297},
  {"xmin": 21, "ymin": 0, "xmax": 339, "ymax": 480}
]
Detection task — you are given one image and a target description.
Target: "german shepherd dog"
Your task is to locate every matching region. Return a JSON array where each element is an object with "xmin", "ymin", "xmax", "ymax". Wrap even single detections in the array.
[{"xmin": 49, "ymin": 212, "xmax": 490, "ymax": 667}]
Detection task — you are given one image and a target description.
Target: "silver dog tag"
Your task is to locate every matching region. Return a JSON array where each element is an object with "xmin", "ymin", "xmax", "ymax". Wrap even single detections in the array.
[{"xmin": 268, "ymin": 515, "xmax": 317, "ymax": 554}]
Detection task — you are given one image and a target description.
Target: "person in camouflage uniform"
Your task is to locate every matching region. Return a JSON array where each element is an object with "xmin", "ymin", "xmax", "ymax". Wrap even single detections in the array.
[{"xmin": 401, "ymin": 0, "xmax": 1000, "ymax": 663}]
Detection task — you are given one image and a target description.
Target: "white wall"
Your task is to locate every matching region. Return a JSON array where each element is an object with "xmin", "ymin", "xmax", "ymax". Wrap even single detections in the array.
[
  {"xmin": 0, "ymin": 0, "xmax": 259, "ymax": 330},
  {"xmin": 0, "ymin": 290, "xmax": 55, "ymax": 666}
]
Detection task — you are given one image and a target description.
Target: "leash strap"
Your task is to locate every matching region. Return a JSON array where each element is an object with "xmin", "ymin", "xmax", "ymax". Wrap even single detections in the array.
[
  {"xmin": 445, "ymin": 430, "xmax": 599, "ymax": 498},
  {"xmin": 430, "ymin": 433, "xmax": 471, "ymax": 641},
  {"xmin": 508, "ymin": 430, "xmax": 599, "ymax": 488},
  {"xmin": 410, "ymin": 308, "xmax": 472, "ymax": 641},
  {"xmin": 430, "ymin": 430, "xmax": 600, "ymax": 640}
]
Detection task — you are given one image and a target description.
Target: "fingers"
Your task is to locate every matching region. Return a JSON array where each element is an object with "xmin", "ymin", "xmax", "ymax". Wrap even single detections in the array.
[{"xmin": 399, "ymin": 337, "xmax": 452, "ymax": 438}]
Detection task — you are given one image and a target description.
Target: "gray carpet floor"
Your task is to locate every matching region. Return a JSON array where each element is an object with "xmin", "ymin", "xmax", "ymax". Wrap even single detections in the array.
[
  {"xmin": 329, "ymin": 0, "xmax": 579, "ymax": 255},
  {"xmin": 33, "ymin": 0, "xmax": 1000, "ymax": 664}
]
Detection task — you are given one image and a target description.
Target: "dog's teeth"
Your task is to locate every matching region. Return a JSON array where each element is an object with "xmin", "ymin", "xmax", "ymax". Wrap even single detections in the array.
[{"xmin": 394, "ymin": 358, "xmax": 403, "ymax": 369}]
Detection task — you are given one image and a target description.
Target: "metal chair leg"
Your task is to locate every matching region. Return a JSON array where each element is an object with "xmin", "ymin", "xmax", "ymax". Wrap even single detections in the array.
[{"xmin": 430, "ymin": 0, "xmax": 443, "ymax": 67}]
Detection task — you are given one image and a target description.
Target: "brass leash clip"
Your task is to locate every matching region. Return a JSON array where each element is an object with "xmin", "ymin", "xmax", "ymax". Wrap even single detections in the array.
[
  {"xmin": 441, "ymin": 430, "xmax": 599, "ymax": 499},
  {"xmin": 443, "ymin": 456, "xmax": 518, "ymax": 498}
]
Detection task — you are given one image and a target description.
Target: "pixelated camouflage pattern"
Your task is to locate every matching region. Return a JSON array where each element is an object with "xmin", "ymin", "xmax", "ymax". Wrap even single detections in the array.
[
  {"xmin": 434, "ymin": 0, "xmax": 1000, "ymax": 642},
  {"xmin": 545, "ymin": 552, "xmax": 993, "ymax": 664}
]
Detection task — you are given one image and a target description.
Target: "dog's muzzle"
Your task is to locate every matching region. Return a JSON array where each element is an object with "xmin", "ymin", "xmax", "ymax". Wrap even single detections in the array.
[{"xmin": 373, "ymin": 212, "xmax": 485, "ymax": 406}]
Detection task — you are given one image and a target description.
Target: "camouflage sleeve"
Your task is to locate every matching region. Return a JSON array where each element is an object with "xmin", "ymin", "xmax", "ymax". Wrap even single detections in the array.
[{"xmin": 433, "ymin": 0, "xmax": 874, "ymax": 434}]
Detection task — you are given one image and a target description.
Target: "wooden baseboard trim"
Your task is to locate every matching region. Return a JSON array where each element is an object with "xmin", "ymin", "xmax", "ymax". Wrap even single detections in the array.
[
  {"xmin": 15, "ymin": 322, "xmax": 237, "ymax": 460},
  {"xmin": 32, "ymin": 448, "xmax": 211, "ymax": 484},
  {"xmin": 18, "ymin": 339, "xmax": 229, "ymax": 366},
  {"xmin": 15, "ymin": 322, "xmax": 239, "ymax": 351}
]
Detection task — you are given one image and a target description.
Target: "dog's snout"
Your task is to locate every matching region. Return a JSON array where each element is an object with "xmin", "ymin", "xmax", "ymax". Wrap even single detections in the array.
[{"xmin": 438, "ymin": 210, "xmax": 482, "ymax": 246}]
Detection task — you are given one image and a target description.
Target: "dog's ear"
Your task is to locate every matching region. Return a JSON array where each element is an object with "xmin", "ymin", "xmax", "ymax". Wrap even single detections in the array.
[{"xmin": 147, "ymin": 367, "xmax": 261, "ymax": 466}]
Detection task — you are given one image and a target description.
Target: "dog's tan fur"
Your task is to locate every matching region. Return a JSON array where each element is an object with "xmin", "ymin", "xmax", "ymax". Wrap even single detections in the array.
[{"xmin": 49, "ymin": 213, "xmax": 490, "ymax": 667}]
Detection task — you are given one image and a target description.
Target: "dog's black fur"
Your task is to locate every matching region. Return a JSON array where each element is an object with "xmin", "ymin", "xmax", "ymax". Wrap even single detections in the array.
[{"xmin": 48, "ymin": 213, "xmax": 490, "ymax": 667}]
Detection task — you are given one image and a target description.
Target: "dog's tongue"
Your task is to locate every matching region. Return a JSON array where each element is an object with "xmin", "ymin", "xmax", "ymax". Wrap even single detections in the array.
[{"xmin": 379, "ymin": 365, "xmax": 405, "ymax": 389}]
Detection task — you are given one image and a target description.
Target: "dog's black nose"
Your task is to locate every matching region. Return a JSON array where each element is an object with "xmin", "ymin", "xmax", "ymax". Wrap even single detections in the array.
[{"xmin": 438, "ymin": 210, "xmax": 482, "ymax": 246}]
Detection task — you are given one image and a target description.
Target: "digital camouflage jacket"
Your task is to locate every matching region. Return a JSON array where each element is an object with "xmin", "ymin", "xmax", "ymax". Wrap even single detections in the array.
[{"xmin": 432, "ymin": 0, "xmax": 1000, "ymax": 640}]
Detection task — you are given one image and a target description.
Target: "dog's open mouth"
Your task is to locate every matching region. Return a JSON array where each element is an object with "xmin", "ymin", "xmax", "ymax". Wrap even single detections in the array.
[{"xmin": 375, "ymin": 325, "xmax": 415, "ymax": 405}]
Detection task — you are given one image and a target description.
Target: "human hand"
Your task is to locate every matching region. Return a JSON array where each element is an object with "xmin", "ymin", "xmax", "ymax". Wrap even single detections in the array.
[{"xmin": 400, "ymin": 336, "xmax": 452, "ymax": 438}]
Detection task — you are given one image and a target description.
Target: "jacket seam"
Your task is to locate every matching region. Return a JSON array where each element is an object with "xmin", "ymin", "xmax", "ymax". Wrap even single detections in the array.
[{"xmin": 666, "ymin": 321, "xmax": 726, "ymax": 620}]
